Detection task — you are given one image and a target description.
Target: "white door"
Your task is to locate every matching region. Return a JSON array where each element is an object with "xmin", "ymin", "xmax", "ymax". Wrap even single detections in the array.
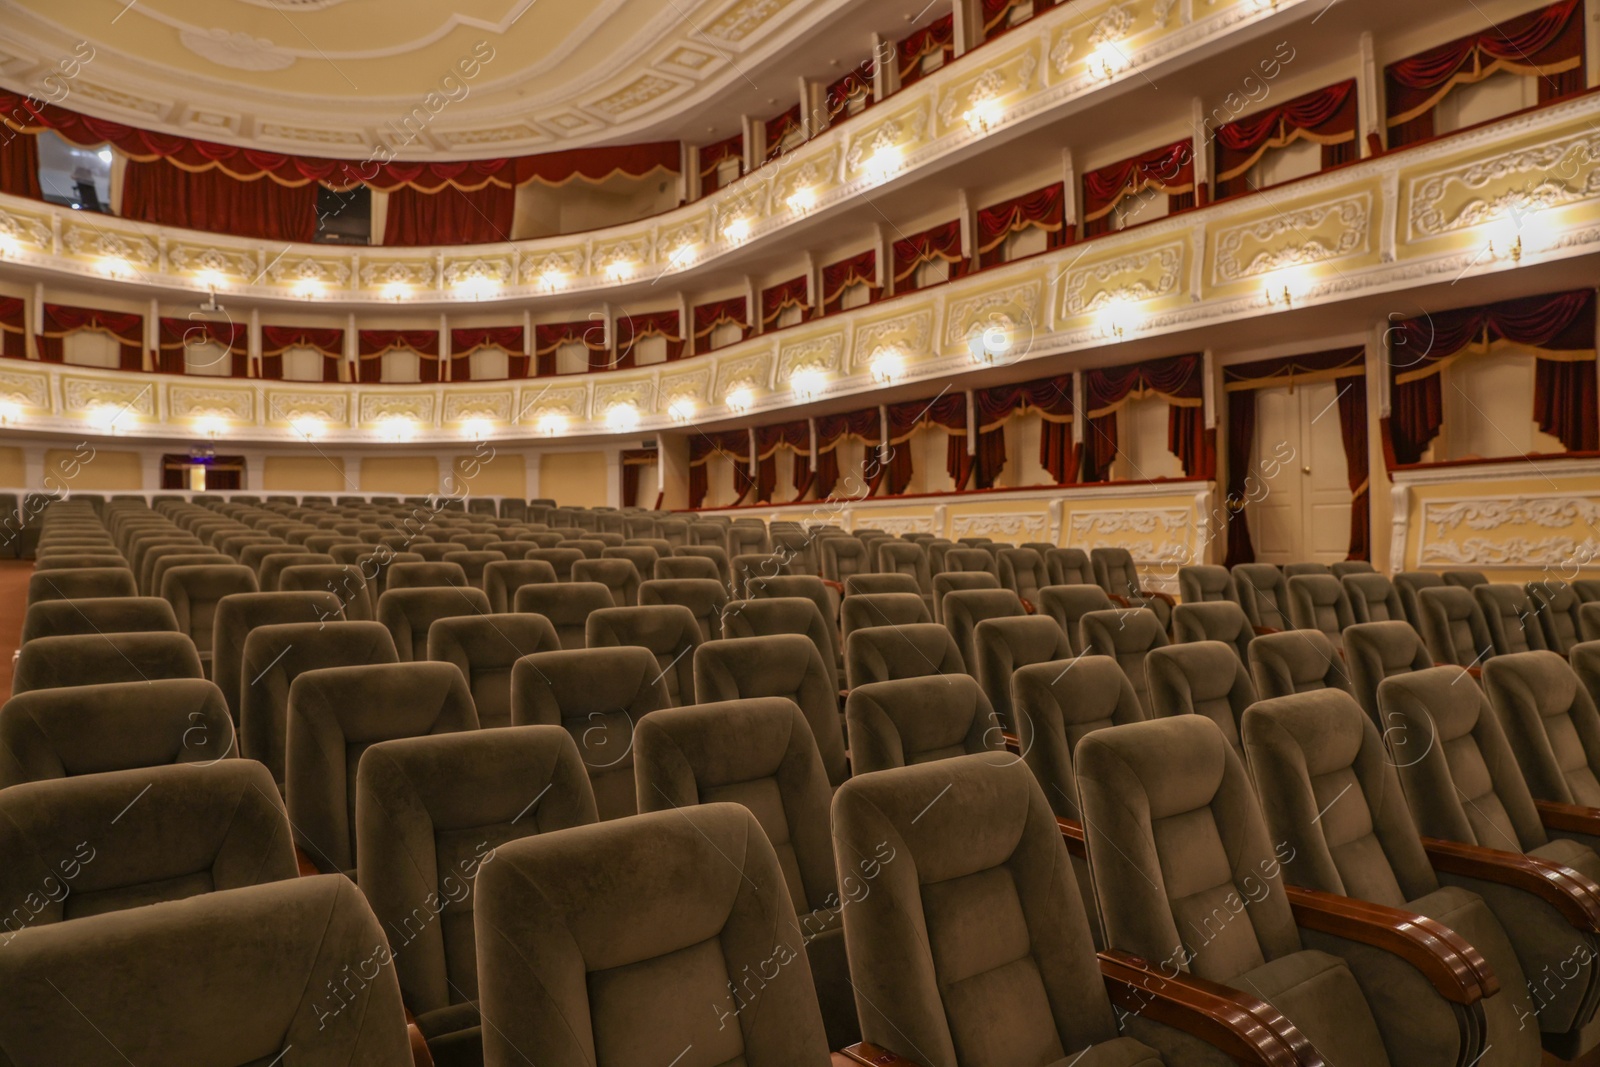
[{"xmin": 1246, "ymin": 380, "xmax": 1354, "ymax": 564}]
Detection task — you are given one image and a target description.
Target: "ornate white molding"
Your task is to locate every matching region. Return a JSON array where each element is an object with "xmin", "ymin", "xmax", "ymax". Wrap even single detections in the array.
[{"xmin": 1416, "ymin": 492, "xmax": 1600, "ymax": 568}]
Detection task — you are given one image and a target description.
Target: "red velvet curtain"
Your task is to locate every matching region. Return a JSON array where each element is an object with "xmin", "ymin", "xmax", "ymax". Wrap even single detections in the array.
[
  {"xmin": 260, "ymin": 325, "xmax": 343, "ymax": 381},
  {"xmin": 359, "ymin": 329, "xmax": 439, "ymax": 383},
  {"xmin": 621, "ymin": 449, "xmax": 656, "ymax": 508},
  {"xmin": 1214, "ymin": 81, "xmax": 1358, "ymax": 200},
  {"xmin": 692, "ymin": 298, "xmax": 749, "ymax": 350},
  {"xmin": 1084, "ymin": 354, "xmax": 1209, "ymax": 481},
  {"xmin": 688, "ymin": 436, "xmax": 712, "ymax": 509},
  {"xmin": 764, "ymin": 106, "xmax": 803, "ymax": 161},
  {"xmin": 898, "ymin": 16, "xmax": 954, "ymax": 88},
  {"xmin": 156, "ymin": 317, "xmax": 249, "ymax": 377},
  {"xmin": 815, "ymin": 410, "xmax": 882, "ymax": 499},
  {"xmin": 691, "ymin": 429, "xmax": 753, "ymax": 506},
  {"xmin": 753, "ymin": 420, "xmax": 813, "ymax": 503},
  {"xmin": 884, "ymin": 400, "xmax": 927, "ymax": 496},
  {"xmin": 1082, "ymin": 140, "xmax": 1195, "ymax": 237},
  {"xmin": 615, "ymin": 311, "xmax": 685, "ymax": 367},
  {"xmin": 533, "ymin": 321, "xmax": 609, "ymax": 376},
  {"xmin": 893, "ymin": 221, "xmax": 965, "ymax": 291},
  {"xmin": 976, "ymin": 183, "xmax": 1067, "ymax": 268},
  {"xmin": 0, "ymin": 296, "xmax": 27, "ymax": 360},
  {"xmin": 450, "ymin": 326, "xmax": 526, "ymax": 381},
  {"xmin": 123, "ymin": 160, "xmax": 317, "ymax": 242},
  {"xmin": 761, "ymin": 276, "xmax": 810, "ymax": 327},
  {"xmin": 825, "ymin": 71, "xmax": 873, "ymax": 125},
  {"xmin": 978, "ymin": 374, "xmax": 1079, "ymax": 487},
  {"xmin": 822, "ymin": 251, "xmax": 879, "ymax": 313},
  {"xmin": 383, "ymin": 183, "xmax": 515, "ymax": 246},
  {"xmin": 698, "ymin": 134, "xmax": 742, "ymax": 196},
  {"xmin": 36, "ymin": 305, "xmax": 143, "ymax": 368},
  {"xmin": 1385, "ymin": 0, "xmax": 1585, "ymax": 147},
  {"xmin": 0, "ymin": 127, "xmax": 42, "ymax": 200},
  {"xmin": 919, "ymin": 392, "xmax": 972, "ymax": 491},
  {"xmin": 1336, "ymin": 378, "xmax": 1371, "ymax": 560},
  {"xmin": 1224, "ymin": 389, "xmax": 1257, "ymax": 566},
  {"xmin": 1386, "ymin": 288, "xmax": 1596, "ymax": 463}
]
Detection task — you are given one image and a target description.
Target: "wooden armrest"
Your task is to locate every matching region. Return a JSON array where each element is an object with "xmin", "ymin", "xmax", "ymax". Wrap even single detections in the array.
[
  {"xmin": 1535, "ymin": 799, "xmax": 1600, "ymax": 838},
  {"xmin": 404, "ymin": 1007, "xmax": 436, "ymax": 1067},
  {"xmin": 1098, "ymin": 949, "xmax": 1316, "ymax": 1067},
  {"xmin": 837, "ymin": 1043, "xmax": 925, "ymax": 1066},
  {"xmin": 294, "ymin": 844, "xmax": 320, "ymax": 877},
  {"xmin": 822, "ymin": 579, "xmax": 845, "ymax": 594},
  {"xmin": 1002, "ymin": 731, "xmax": 1021, "ymax": 756},
  {"xmin": 1020, "ymin": 598, "xmax": 1036, "ymax": 615},
  {"xmin": 1423, "ymin": 836, "xmax": 1600, "ymax": 934},
  {"xmin": 1253, "ymin": 625, "xmax": 1281, "ymax": 636},
  {"xmin": 1057, "ymin": 816, "xmax": 1087, "ymax": 859},
  {"xmin": 1285, "ymin": 884, "xmax": 1494, "ymax": 1003},
  {"xmin": 1140, "ymin": 589, "xmax": 1178, "ymax": 607},
  {"xmin": 1107, "ymin": 593, "xmax": 1131, "ymax": 608}
]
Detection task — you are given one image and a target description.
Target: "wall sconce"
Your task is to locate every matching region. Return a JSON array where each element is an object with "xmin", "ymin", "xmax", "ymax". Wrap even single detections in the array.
[
  {"xmin": 786, "ymin": 187, "xmax": 816, "ymax": 214},
  {"xmin": 0, "ymin": 235, "xmax": 20, "ymax": 258},
  {"xmin": 606, "ymin": 261, "xmax": 635, "ymax": 283},
  {"xmin": 194, "ymin": 415, "xmax": 227, "ymax": 440},
  {"xmin": 1488, "ymin": 235, "xmax": 1524, "ymax": 264},
  {"xmin": 377, "ymin": 416, "xmax": 416, "ymax": 442},
  {"xmin": 87, "ymin": 403, "xmax": 123, "ymax": 435},
  {"xmin": 668, "ymin": 398, "xmax": 697, "ymax": 424},
  {"xmin": 869, "ymin": 346, "xmax": 906, "ymax": 384},
  {"xmin": 605, "ymin": 403, "xmax": 641, "ymax": 433},
  {"xmin": 538, "ymin": 270, "xmax": 568, "ymax": 292},
  {"xmin": 381, "ymin": 281, "xmax": 410, "ymax": 300},
  {"xmin": 0, "ymin": 399, "xmax": 22, "ymax": 426},
  {"xmin": 1097, "ymin": 300, "xmax": 1134, "ymax": 340},
  {"xmin": 963, "ymin": 96, "xmax": 1003, "ymax": 135},
  {"xmin": 667, "ymin": 245, "xmax": 696, "ymax": 270},
  {"xmin": 725, "ymin": 386, "xmax": 754, "ymax": 414},
  {"xmin": 461, "ymin": 416, "xmax": 493, "ymax": 441},
  {"xmin": 865, "ymin": 145, "xmax": 904, "ymax": 183},
  {"xmin": 454, "ymin": 275, "xmax": 499, "ymax": 301},
  {"xmin": 289, "ymin": 415, "xmax": 325, "ymax": 441},
  {"xmin": 100, "ymin": 256, "xmax": 134, "ymax": 279},
  {"xmin": 536, "ymin": 412, "xmax": 567, "ymax": 436},
  {"xmin": 790, "ymin": 367, "xmax": 827, "ymax": 401},
  {"xmin": 1264, "ymin": 284, "xmax": 1293, "ymax": 308},
  {"xmin": 291, "ymin": 279, "xmax": 324, "ymax": 299},
  {"xmin": 723, "ymin": 218, "xmax": 751, "ymax": 244},
  {"xmin": 1089, "ymin": 43, "xmax": 1128, "ymax": 81}
]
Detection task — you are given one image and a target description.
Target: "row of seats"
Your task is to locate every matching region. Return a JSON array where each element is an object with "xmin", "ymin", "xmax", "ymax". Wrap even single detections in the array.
[{"xmin": 10, "ymin": 494, "xmax": 1600, "ymax": 1066}]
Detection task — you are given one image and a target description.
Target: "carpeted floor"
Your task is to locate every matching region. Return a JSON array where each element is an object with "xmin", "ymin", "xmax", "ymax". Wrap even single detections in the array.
[{"xmin": 0, "ymin": 559, "xmax": 31, "ymax": 697}]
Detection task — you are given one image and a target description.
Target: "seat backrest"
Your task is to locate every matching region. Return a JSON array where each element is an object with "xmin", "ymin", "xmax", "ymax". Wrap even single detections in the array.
[
  {"xmin": 522, "ymin": 547, "xmax": 584, "ymax": 582},
  {"xmin": 427, "ymin": 613, "xmax": 561, "ymax": 729},
  {"xmin": 720, "ymin": 596, "xmax": 840, "ymax": 692},
  {"xmin": 820, "ymin": 537, "xmax": 869, "ymax": 584},
  {"xmin": 1394, "ymin": 570, "xmax": 1446, "ymax": 629},
  {"xmin": 746, "ymin": 575, "xmax": 838, "ymax": 643},
  {"xmin": 1090, "ymin": 547, "xmax": 1142, "ymax": 597},
  {"xmin": 572, "ymin": 557, "xmax": 641, "ymax": 607},
  {"xmin": 1247, "ymin": 629, "xmax": 1351, "ymax": 700},
  {"xmin": 1283, "ymin": 562, "xmax": 1331, "ymax": 579},
  {"xmin": 997, "ymin": 548, "xmax": 1048, "ymax": 605},
  {"xmin": 0, "ymin": 678, "xmax": 234, "ymax": 787},
  {"xmin": 0, "ymin": 874, "xmax": 413, "ymax": 1065},
  {"xmin": 1171, "ymin": 601, "xmax": 1253, "ymax": 664},
  {"xmin": 654, "ymin": 554, "xmax": 721, "ymax": 583},
  {"xmin": 639, "ymin": 578, "xmax": 728, "ymax": 643},
  {"xmin": 1012, "ymin": 656, "xmax": 1145, "ymax": 820},
  {"xmin": 1045, "ymin": 547, "xmax": 1093, "ymax": 586},
  {"xmin": 930, "ymin": 570, "xmax": 1000, "ymax": 622},
  {"xmin": 148, "ymin": 551, "xmax": 230, "ymax": 601},
  {"xmin": 1376, "ymin": 665, "xmax": 1548, "ymax": 853},
  {"xmin": 1529, "ymin": 581, "xmax": 1585, "ymax": 655},
  {"xmin": 874, "ymin": 541, "xmax": 931, "ymax": 594},
  {"xmin": 0, "ymin": 758, "xmax": 294, "ymax": 927},
  {"xmin": 840, "ymin": 592, "xmax": 931, "ymax": 642},
  {"xmin": 385, "ymin": 560, "xmax": 468, "ymax": 590},
  {"xmin": 726, "ymin": 523, "xmax": 770, "ymax": 557},
  {"xmin": 160, "ymin": 564, "xmax": 261, "ymax": 667},
  {"xmin": 585, "ymin": 605, "xmax": 702, "ymax": 707},
  {"xmin": 356, "ymin": 725, "xmax": 597, "ymax": 1017},
  {"xmin": 1331, "ymin": 560, "xmax": 1376, "ymax": 578},
  {"xmin": 287, "ymin": 662, "xmax": 479, "ymax": 874},
  {"xmin": 1038, "ymin": 585, "xmax": 1114, "ymax": 657},
  {"xmin": 513, "ymin": 582, "xmax": 615, "ymax": 650},
  {"xmin": 973, "ymin": 615, "xmax": 1073, "ymax": 730},
  {"xmin": 1144, "ymin": 641, "xmax": 1259, "ymax": 762},
  {"xmin": 20, "ymin": 595, "xmax": 178, "ymax": 644},
  {"xmin": 276, "ymin": 564, "xmax": 374, "ymax": 621},
  {"xmin": 1418, "ymin": 585, "xmax": 1495, "ymax": 668},
  {"xmin": 1177, "ymin": 564, "xmax": 1238, "ymax": 604},
  {"xmin": 844, "ymin": 572, "xmax": 921, "ymax": 598},
  {"xmin": 1077, "ymin": 608, "xmax": 1168, "ymax": 712},
  {"xmin": 240, "ymin": 621, "xmax": 398, "ymax": 790},
  {"xmin": 212, "ymin": 591, "xmax": 346, "ymax": 726},
  {"xmin": 1586, "ymin": 602, "xmax": 1600, "ymax": 643},
  {"xmin": 844, "ymin": 622, "xmax": 966, "ymax": 689},
  {"xmin": 1444, "ymin": 569, "xmax": 1489, "ymax": 589},
  {"xmin": 257, "ymin": 552, "xmax": 337, "ymax": 592},
  {"xmin": 1241, "ymin": 689, "xmax": 1440, "ymax": 910},
  {"xmin": 769, "ymin": 529, "xmax": 819, "ymax": 576},
  {"xmin": 510, "ymin": 646, "xmax": 670, "ymax": 820},
  {"xmin": 636, "ymin": 698, "xmax": 836, "ymax": 917},
  {"xmin": 376, "ymin": 585, "xmax": 491, "ymax": 661},
  {"xmin": 1484, "ymin": 650, "xmax": 1600, "ymax": 808},
  {"xmin": 474, "ymin": 803, "xmax": 831, "ymax": 1065},
  {"xmin": 12, "ymin": 631, "xmax": 203, "ymax": 695},
  {"xmin": 1076, "ymin": 715, "xmax": 1304, "ymax": 983},
  {"xmin": 942, "ymin": 547, "xmax": 998, "ymax": 576},
  {"xmin": 481, "ymin": 559, "xmax": 558, "ymax": 613},
  {"xmin": 1286, "ymin": 573, "xmax": 1354, "ymax": 648},
  {"xmin": 845, "ymin": 675, "xmax": 1002, "ymax": 774},
  {"xmin": 1344, "ymin": 620, "xmax": 1434, "ymax": 721},
  {"xmin": 1576, "ymin": 642, "xmax": 1600, "ymax": 736},
  {"xmin": 1343, "ymin": 572, "xmax": 1406, "ymax": 623},
  {"xmin": 27, "ymin": 566, "xmax": 137, "ymax": 607},
  {"xmin": 442, "ymin": 549, "xmax": 507, "ymax": 587},
  {"xmin": 941, "ymin": 588, "xmax": 1026, "ymax": 669},
  {"xmin": 693, "ymin": 634, "xmax": 848, "ymax": 788},
  {"xmin": 1232, "ymin": 563, "xmax": 1291, "ymax": 631},
  {"xmin": 1475, "ymin": 583, "xmax": 1548, "ymax": 655}
]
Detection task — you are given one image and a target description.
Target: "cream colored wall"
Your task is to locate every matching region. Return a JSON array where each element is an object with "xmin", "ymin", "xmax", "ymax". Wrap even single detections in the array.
[
  {"xmin": 263, "ymin": 455, "xmax": 347, "ymax": 492},
  {"xmin": 360, "ymin": 455, "xmax": 440, "ymax": 494},
  {"xmin": 46, "ymin": 447, "xmax": 141, "ymax": 490},
  {"xmin": 450, "ymin": 450, "xmax": 525, "ymax": 499},
  {"xmin": 0, "ymin": 447, "xmax": 22, "ymax": 486},
  {"xmin": 540, "ymin": 451, "xmax": 609, "ymax": 508}
]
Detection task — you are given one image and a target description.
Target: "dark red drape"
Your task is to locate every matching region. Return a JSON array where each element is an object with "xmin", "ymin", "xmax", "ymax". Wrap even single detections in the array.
[
  {"xmin": 764, "ymin": 106, "xmax": 803, "ymax": 160},
  {"xmin": 825, "ymin": 70, "xmax": 873, "ymax": 125},
  {"xmin": 1084, "ymin": 354, "xmax": 1209, "ymax": 482},
  {"xmin": 157, "ymin": 317, "xmax": 249, "ymax": 377},
  {"xmin": 36, "ymin": 304, "xmax": 143, "ymax": 369},
  {"xmin": 753, "ymin": 420, "xmax": 812, "ymax": 503},
  {"xmin": 898, "ymin": 16, "xmax": 954, "ymax": 88},
  {"xmin": 692, "ymin": 298, "xmax": 749, "ymax": 350},
  {"xmin": 260, "ymin": 325, "xmax": 343, "ymax": 381},
  {"xmin": 1214, "ymin": 81, "xmax": 1358, "ymax": 200},
  {"xmin": 0, "ymin": 127, "xmax": 42, "ymax": 200},
  {"xmin": 977, "ymin": 183, "xmax": 1067, "ymax": 268},
  {"xmin": 978, "ymin": 374, "xmax": 1079, "ymax": 487},
  {"xmin": 621, "ymin": 449, "xmax": 656, "ymax": 508},
  {"xmin": 893, "ymin": 220, "xmax": 965, "ymax": 290},
  {"xmin": 698, "ymin": 134, "xmax": 742, "ymax": 196},
  {"xmin": 815, "ymin": 410, "xmax": 882, "ymax": 499},
  {"xmin": 1224, "ymin": 389, "xmax": 1257, "ymax": 567},
  {"xmin": 692, "ymin": 429, "xmax": 753, "ymax": 505},
  {"xmin": 358, "ymin": 329, "xmax": 440, "ymax": 384},
  {"xmin": 533, "ymin": 320, "xmax": 608, "ymax": 376},
  {"xmin": 822, "ymin": 251, "xmax": 880, "ymax": 313},
  {"xmin": 1335, "ymin": 378, "xmax": 1371, "ymax": 561},
  {"xmin": 383, "ymin": 182, "xmax": 515, "ymax": 246},
  {"xmin": 0, "ymin": 296, "xmax": 27, "ymax": 360},
  {"xmin": 123, "ymin": 160, "xmax": 317, "ymax": 242},
  {"xmin": 1386, "ymin": 288, "xmax": 1596, "ymax": 463},
  {"xmin": 450, "ymin": 326, "xmax": 525, "ymax": 382},
  {"xmin": 1082, "ymin": 140, "xmax": 1195, "ymax": 237},
  {"xmin": 615, "ymin": 311, "xmax": 685, "ymax": 367},
  {"xmin": 761, "ymin": 276, "xmax": 810, "ymax": 327},
  {"xmin": 1385, "ymin": 0, "xmax": 1585, "ymax": 147}
]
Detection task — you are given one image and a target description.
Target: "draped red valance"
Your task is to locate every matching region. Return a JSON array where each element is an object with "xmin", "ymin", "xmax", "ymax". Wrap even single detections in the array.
[
  {"xmin": 1214, "ymin": 81, "xmax": 1358, "ymax": 197},
  {"xmin": 36, "ymin": 304, "xmax": 143, "ymax": 369},
  {"xmin": 0, "ymin": 127, "xmax": 43, "ymax": 201},
  {"xmin": 1084, "ymin": 354, "xmax": 1211, "ymax": 482},
  {"xmin": 0, "ymin": 92, "xmax": 681, "ymax": 192},
  {"xmin": 1385, "ymin": 0, "xmax": 1584, "ymax": 143},
  {"xmin": 693, "ymin": 298, "xmax": 750, "ymax": 343},
  {"xmin": 699, "ymin": 134, "xmax": 742, "ymax": 195},
  {"xmin": 816, "ymin": 408, "xmax": 885, "ymax": 499},
  {"xmin": 761, "ymin": 276, "xmax": 810, "ymax": 327},
  {"xmin": 258, "ymin": 325, "xmax": 343, "ymax": 382},
  {"xmin": 976, "ymin": 374, "xmax": 1078, "ymax": 487},
  {"xmin": 449, "ymin": 325, "xmax": 529, "ymax": 381},
  {"xmin": 533, "ymin": 320, "xmax": 609, "ymax": 375},
  {"xmin": 359, "ymin": 329, "xmax": 439, "ymax": 358},
  {"xmin": 689, "ymin": 428, "xmax": 755, "ymax": 508},
  {"xmin": 886, "ymin": 392, "xmax": 970, "ymax": 493},
  {"xmin": 893, "ymin": 220, "xmax": 965, "ymax": 288},
  {"xmin": 825, "ymin": 71, "xmax": 873, "ymax": 122},
  {"xmin": 0, "ymin": 295, "xmax": 28, "ymax": 360},
  {"xmin": 822, "ymin": 250, "xmax": 880, "ymax": 313},
  {"xmin": 765, "ymin": 106, "xmax": 803, "ymax": 156},
  {"xmin": 976, "ymin": 182, "xmax": 1067, "ymax": 267},
  {"xmin": 1385, "ymin": 288, "xmax": 1597, "ymax": 463},
  {"xmin": 1083, "ymin": 140, "xmax": 1196, "ymax": 224},
  {"xmin": 898, "ymin": 16, "xmax": 954, "ymax": 86},
  {"xmin": 156, "ymin": 317, "xmax": 248, "ymax": 377},
  {"xmin": 614, "ymin": 310, "xmax": 685, "ymax": 367},
  {"xmin": 755, "ymin": 419, "xmax": 813, "ymax": 503}
]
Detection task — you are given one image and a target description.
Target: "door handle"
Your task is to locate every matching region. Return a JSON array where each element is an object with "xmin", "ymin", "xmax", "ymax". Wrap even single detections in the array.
[{"xmin": 1301, "ymin": 466, "xmax": 1311, "ymax": 475}]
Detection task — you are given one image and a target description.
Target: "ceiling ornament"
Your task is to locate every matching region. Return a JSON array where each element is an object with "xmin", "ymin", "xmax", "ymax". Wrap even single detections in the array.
[{"xmin": 178, "ymin": 28, "xmax": 296, "ymax": 72}]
